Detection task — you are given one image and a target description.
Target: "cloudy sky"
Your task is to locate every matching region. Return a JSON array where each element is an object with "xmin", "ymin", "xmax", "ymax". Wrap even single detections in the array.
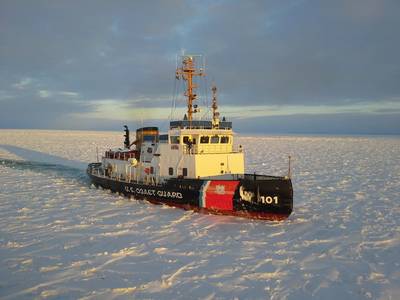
[{"xmin": 1, "ymin": 0, "xmax": 399, "ymax": 134}]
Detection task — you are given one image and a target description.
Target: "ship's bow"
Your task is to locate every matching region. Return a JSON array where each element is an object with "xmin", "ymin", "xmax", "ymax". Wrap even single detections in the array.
[{"xmin": 236, "ymin": 174, "xmax": 293, "ymax": 219}]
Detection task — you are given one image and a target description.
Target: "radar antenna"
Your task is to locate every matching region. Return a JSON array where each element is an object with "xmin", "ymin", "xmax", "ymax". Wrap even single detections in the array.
[{"xmin": 175, "ymin": 55, "xmax": 205, "ymax": 127}]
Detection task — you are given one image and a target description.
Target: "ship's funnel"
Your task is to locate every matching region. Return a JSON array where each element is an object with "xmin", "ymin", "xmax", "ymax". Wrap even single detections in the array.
[{"xmin": 135, "ymin": 127, "xmax": 159, "ymax": 150}]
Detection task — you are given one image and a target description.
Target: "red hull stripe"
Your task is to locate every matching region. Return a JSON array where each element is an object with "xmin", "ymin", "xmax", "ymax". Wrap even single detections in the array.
[{"xmin": 204, "ymin": 180, "xmax": 239, "ymax": 211}]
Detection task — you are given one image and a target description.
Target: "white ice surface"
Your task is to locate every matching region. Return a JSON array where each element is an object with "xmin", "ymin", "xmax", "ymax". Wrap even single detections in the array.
[{"xmin": 0, "ymin": 129, "xmax": 399, "ymax": 299}]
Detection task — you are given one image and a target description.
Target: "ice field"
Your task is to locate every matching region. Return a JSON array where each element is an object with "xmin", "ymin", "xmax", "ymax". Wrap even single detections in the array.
[{"xmin": 0, "ymin": 129, "xmax": 399, "ymax": 299}]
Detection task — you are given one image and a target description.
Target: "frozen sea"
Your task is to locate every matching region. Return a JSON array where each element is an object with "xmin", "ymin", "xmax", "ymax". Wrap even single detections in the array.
[{"xmin": 0, "ymin": 129, "xmax": 399, "ymax": 299}]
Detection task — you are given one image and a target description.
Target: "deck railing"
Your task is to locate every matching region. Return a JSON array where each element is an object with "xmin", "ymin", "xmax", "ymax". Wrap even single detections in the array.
[
  {"xmin": 182, "ymin": 144, "xmax": 242, "ymax": 154},
  {"xmin": 104, "ymin": 151, "xmax": 135, "ymax": 161}
]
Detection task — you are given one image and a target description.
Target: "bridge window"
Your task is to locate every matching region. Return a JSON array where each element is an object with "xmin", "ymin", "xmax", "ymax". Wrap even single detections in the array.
[
  {"xmin": 200, "ymin": 136, "xmax": 209, "ymax": 143},
  {"xmin": 170, "ymin": 136, "xmax": 180, "ymax": 144},
  {"xmin": 169, "ymin": 167, "xmax": 173, "ymax": 175},
  {"xmin": 221, "ymin": 136, "xmax": 229, "ymax": 143},
  {"xmin": 210, "ymin": 135, "xmax": 219, "ymax": 144}
]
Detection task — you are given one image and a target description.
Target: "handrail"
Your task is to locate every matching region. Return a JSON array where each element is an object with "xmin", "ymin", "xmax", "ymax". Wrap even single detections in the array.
[
  {"xmin": 104, "ymin": 151, "xmax": 135, "ymax": 161},
  {"xmin": 182, "ymin": 144, "xmax": 242, "ymax": 154}
]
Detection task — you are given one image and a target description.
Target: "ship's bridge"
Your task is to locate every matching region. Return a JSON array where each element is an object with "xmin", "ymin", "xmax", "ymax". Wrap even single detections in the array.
[
  {"xmin": 167, "ymin": 128, "xmax": 238, "ymax": 155},
  {"xmin": 150, "ymin": 120, "xmax": 244, "ymax": 178},
  {"xmin": 166, "ymin": 120, "xmax": 240, "ymax": 155}
]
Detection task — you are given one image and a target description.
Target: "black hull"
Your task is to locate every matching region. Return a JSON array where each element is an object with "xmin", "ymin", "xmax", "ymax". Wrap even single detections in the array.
[{"xmin": 87, "ymin": 163, "xmax": 293, "ymax": 220}]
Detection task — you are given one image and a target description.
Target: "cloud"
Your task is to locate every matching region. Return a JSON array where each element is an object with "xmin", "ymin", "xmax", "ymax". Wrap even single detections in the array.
[
  {"xmin": 0, "ymin": 95, "xmax": 91, "ymax": 129},
  {"xmin": 210, "ymin": 1, "xmax": 399, "ymax": 106},
  {"xmin": 0, "ymin": 90, "xmax": 14, "ymax": 101},
  {"xmin": 233, "ymin": 112, "xmax": 400, "ymax": 135},
  {"xmin": 37, "ymin": 90, "xmax": 80, "ymax": 99},
  {"xmin": 1, "ymin": 0, "xmax": 400, "ymax": 133},
  {"xmin": 58, "ymin": 91, "xmax": 79, "ymax": 97},
  {"xmin": 12, "ymin": 78, "xmax": 33, "ymax": 90},
  {"xmin": 38, "ymin": 90, "xmax": 52, "ymax": 98}
]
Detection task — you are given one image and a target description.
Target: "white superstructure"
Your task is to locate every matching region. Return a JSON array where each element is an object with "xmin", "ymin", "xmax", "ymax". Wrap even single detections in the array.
[{"xmin": 100, "ymin": 54, "xmax": 244, "ymax": 184}]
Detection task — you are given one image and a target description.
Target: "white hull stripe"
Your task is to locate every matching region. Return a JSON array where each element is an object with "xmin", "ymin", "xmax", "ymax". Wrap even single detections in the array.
[{"xmin": 199, "ymin": 181, "xmax": 211, "ymax": 208}]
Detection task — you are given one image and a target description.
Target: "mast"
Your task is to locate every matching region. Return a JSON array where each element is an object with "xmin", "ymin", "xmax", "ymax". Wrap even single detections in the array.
[
  {"xmin": 175, "ymin": 55, "xmax": 204, "ymax": 126},
  {"xmin": 211, "ymin": 83, "xmax": 220, "ymax": 128}
]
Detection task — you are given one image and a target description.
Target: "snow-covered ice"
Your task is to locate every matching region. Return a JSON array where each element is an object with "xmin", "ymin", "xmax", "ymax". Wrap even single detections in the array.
[{"xmin": 0, "ymin": 129, "xmax": 399, "ymax": 299}]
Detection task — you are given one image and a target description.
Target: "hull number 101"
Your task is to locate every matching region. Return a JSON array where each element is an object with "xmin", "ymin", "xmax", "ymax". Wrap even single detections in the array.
[{"xmin": 259, "ymin": 196, "xmax": 279, "ymax": 205}]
